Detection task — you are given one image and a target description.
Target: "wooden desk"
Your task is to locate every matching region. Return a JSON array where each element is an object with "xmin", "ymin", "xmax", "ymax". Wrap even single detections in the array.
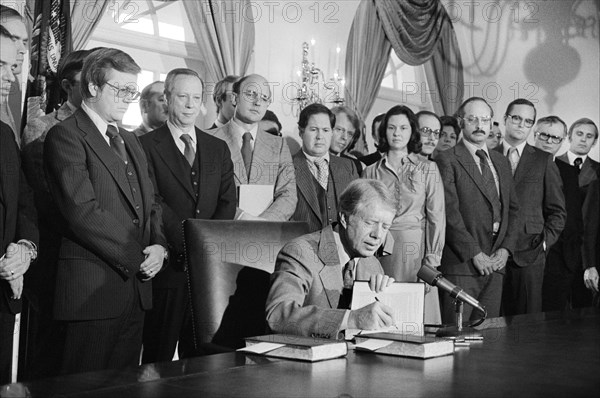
[{"xmin": 2, "ymin": 309, "xmax": 599, "ymax": 397}]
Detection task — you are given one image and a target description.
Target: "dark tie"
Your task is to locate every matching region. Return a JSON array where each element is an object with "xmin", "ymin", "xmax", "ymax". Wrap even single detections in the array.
[
  {"xmin": 574, "ymin": 157, "xmax": 583, "ymax": 170},
  {"xmin": 475, "ymin": 149, "xmax": 501, "ymax": 224},
  {"xmin": 241, "ymin": 132, "xmax": 253, "ymax": 180},
  {"xmin": 106, "ymin": 125, "xmax": 128, "ymax": 164},
  {"xmin": 338, "ymin": 259, "xmax": 355, "ymax": 309},
  {"xmin": 180, "ymin": 134, "xmax": 195, "ymax": 166}
]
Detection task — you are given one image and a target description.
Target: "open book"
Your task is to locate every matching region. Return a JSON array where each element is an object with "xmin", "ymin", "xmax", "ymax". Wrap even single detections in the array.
[{"xmin": 346, "ymin": 281, "xmax": 425, "ymax": 340}]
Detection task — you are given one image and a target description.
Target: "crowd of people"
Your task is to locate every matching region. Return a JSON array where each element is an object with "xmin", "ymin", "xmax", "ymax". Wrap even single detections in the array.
[{"xmin": 1, "ymin": 5, "xmax": 599, "ymax": 384}]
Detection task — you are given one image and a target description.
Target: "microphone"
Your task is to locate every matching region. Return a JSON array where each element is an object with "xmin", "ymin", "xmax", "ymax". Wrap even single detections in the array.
[{"xmin": 417, "ymin": 265, "xmax": 486, "ymax": 315}]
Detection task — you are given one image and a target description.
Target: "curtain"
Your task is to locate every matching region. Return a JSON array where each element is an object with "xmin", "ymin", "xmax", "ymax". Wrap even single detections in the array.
[
  {"xmin": 182, "ymin": 0, "xmax": 254, "ymax": 86},
  {"xmin": 70, "ymin": 0, "xmax": 109, "ymax": 50},
  {"xmin": 344, "ymin": 0, "xmax": 392, "ymax": 151}
]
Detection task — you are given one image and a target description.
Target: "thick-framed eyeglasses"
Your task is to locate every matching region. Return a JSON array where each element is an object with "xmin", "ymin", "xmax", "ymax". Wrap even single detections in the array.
[
  {"xmin": 506, "ymin": 114, "xmax": 535, "ymax": 128},
  {"xmin": 462, "ymin": 115, "xmax": 492, "ymax": 125},
  {"xmin": 535, "ymin": 131, "xmax": 563, "ymax": 144},
  {"xmin": 242, "ymin": 89, "xmax": 272, "ymax": 104},
  {"xmin": 419, "ymin": 127, "xmax": 440, "ymax": 138},
  {"xmin": 105, "ymin": 82, "xmax": 141, "ymax": 101}
]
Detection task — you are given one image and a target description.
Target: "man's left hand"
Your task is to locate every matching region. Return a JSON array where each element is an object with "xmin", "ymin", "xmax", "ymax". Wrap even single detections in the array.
[
  {"xmin": 0, "ymin": 243, "xmax": 33, "ymax": 281},
  {"xmin": 140, "ymin": 245, "xmax": 166, "ymax": 280}
]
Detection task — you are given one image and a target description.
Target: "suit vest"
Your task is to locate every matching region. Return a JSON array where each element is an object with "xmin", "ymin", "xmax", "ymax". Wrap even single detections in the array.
[{"xmin": 312, "ymin": 170, "xmax": 338, "ymax": 228}]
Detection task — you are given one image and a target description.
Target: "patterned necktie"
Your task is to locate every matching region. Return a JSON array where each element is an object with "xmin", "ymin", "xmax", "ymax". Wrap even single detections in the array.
[
  {"xmin": 475, "ymin": 149, "xmax": 501, "ymax": 223},
  {"xmin": 106, "ymin": 125, "xmax": 128, "ymax": 164},
  {"xmin": 241, "ymin": 132, "xmax": 253, "ymax": 180},
  {"xmin": 314, "ymin": 157, "xmax": 329, "ymax": 190},
  {"xmin": 343, "ymin": 259, "xmax": 355, "ymax": 289},
  {"xmin": 574, "ymin": 157, "xmax": 583, "ymax": 170},
  {"xmin": 180, "ymin": 134, "xmax": 195, "ymax": 166},
  {"xmin": 507, "ymin": 147, "xmax": 520, "ymax": 175}
]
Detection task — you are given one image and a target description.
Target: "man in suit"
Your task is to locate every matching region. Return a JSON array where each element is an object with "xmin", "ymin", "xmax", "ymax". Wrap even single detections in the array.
[
  {"xmin": 533, "ymin": 116, "xmax": 592, "ymax": 310},
  {"xmin": 209, "ymin": 74, "xmax": 296, "ymax": 221},
  {"xmin": 140, "ymin": 68, "xmax": 236, "ymax": 363},
  {"xmin": 266, "ymin": 179, "xmax": 396, "ymax": 339},
  {"xmin": 131, "ymin": 81, "xmax": 167, "ymax": 136},
  {"xmin": 292, "ymin": 104, "xmax": 359, "ymax": 233},
  {"xmin": 209, "ymin": 75, "xmax": 239, "ymax": 130},
  {"xmin": 0, "ymin": 5, "xmax": 29, "ymax": 143},
  {"xmin": 556, "ymin": 118, "xmax": 599, "ymax": 191},
  {"xmin": 435, "ymin": 97, "xmax": 520, "ymax": 322},
  {"xmin": 495, "ymin": 99, "xmax": 565, "ymax": 316},
  {"xmin": 44, "ymin": 48, "xmax": 167, "ymax": 374},
  {"xmin": 330, "ymin": 106, "xmax": 363, "ymax": 173},
  {"xmin": 0, "ymin": 30, "xmax": 38, "ymax": 384}
]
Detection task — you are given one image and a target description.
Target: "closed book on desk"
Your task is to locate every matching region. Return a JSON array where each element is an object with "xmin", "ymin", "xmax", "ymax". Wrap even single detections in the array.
[
  {"xmin": 355, "ymin": 332, "xmax": 454, "ymax": 359},
  {"xmin": 242, "ymin": 334, "xmax": 347, "ymax": 362}
]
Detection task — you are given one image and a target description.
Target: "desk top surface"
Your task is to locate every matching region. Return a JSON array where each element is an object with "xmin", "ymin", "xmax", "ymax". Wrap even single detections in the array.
[{"xmin": 2, "ymin": 309, "xmax": 600, "ymax": 398}]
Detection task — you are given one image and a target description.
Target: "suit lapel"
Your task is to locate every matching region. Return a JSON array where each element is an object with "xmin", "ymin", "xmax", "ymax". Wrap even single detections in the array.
[
  {"xmin": 317, "ymin": 226, "xmax": 343, "ymax": 308},
  {"xmin": 154, "ymin": 126, "xmax": 196, "ymax": 199},
  {"xmin": 251, "ymin": 131, "xmax": 276, "ymax": 184},
  {"xmin": 294, "ymin": 152, "xmax": 322, "ymax": 224},
  {"xmin": 455, "ymin": 142, "xmax": 495, "ymax": 205},
  {"xmin": 76, "ymin": 110, "xmax": 136, "ymax": 209},
  {"xmin": 513, "ymin": 144, "xmax": 534, "ymax": 182},
  {"xmin": 580, "ymin": 158, "xmax": 599, "ymax": 187},
  {"xmin": 214, "ymin": 123, "xmax": 244, "ymax": 185}
]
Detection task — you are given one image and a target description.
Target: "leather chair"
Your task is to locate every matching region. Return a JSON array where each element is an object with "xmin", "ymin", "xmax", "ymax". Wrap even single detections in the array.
[{"xmin": 183, "ymin": 220, "xmax": 309, "ymax": 354}]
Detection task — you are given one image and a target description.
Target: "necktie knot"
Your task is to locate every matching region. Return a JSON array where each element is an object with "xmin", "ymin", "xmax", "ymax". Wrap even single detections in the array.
[
  {"xmin": 106, "ymin": 125, "xmax": 127, "ymax": 163},
  {"xmin": 574, "ymin": 157, "xmax": 583, "ymax": 169},
  {"xmin": 343, "ymin": 259, "xmax": 355, "ymax": 289},
  {"xmin": 180, "ymin": 134, "xmax": 195, "ymax": 166},
  {"xmin": 475, "ymin": 149, "xmax": 488, "ymax": 161},
  {"xmin": 314, "ymin": 157, "xmax": 328, "ymax": 190},
  {"xmin": 106, "ymin": 124, "xmax": 119, "ymax": 139}
]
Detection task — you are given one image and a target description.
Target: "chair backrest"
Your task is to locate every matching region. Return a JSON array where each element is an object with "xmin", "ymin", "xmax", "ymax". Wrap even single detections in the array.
[{"xmin": 184, "ymin": 220, "xmax": 309, "ymax": 354}]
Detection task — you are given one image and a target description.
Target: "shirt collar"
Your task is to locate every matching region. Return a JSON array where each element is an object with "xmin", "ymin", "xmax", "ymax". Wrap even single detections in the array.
[
  {"xmin": 303, "ymin": 150, "xmax": 330, "ymax": 165},
  {"xmin": 81, "ymin": 101, "xmax": 116, "ymax": 136},
  {"xmin": 167, "ymin": 120, "xmax": 197, "ymax": 144},
  {"xmin": 231, "ymin": 119, "xmax": 258, "ymax": 141},
  {"xmin": 333, "ymin": 231, "xmax": 355, "ymax": 269},
  {"xmin": 462, "ymin": 139, "xmax": 489, "ymax": 158},
  {"xmin": 502, "ymin": 140, "xmax": 527, "ymax": 156},
  {"xmin": 567, "ymin": 150, "xmax": 587, "ymax": 165}
]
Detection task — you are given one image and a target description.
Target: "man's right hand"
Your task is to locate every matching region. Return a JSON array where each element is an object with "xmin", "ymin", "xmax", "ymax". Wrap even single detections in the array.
[
  {"xmin": 347, "ymin": 301, "xmax": 395, "ymax": 330},
  {"xmin": 473, "ymin": 252, "xmax": 495, "ymax": 276}
]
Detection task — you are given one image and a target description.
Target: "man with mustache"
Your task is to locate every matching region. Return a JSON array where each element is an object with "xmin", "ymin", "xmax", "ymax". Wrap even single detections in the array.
[
  {"xmin": 416, "ymin": 110, "xmax": 441, "ymax": 160},
  {"xmin": 494, "ymin": 99, "xmax": 565, "ymax": 316},
  {"xmin": 132, "ymin": 81, "xmax": 168, "ymax": 136},
  {"xmin": 435, "ymin": 97, "xmax": 520, "ymax": 322}
]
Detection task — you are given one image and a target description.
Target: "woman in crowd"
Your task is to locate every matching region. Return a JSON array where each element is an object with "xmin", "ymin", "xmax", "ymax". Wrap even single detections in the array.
[{"xmin": 362, "ymin": 105, "xmax": 446, "ymax": 322}]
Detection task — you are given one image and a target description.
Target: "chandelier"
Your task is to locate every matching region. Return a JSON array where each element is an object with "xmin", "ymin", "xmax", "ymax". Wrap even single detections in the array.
[{"xmin": 293, "ymin": 41, "xmax": 345, "ymax": 116}]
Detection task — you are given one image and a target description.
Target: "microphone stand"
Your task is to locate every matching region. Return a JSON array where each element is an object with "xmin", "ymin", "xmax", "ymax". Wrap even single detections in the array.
[{"xmin": 436, "ymin": 301, "xmax": 486, "ymax": 339}]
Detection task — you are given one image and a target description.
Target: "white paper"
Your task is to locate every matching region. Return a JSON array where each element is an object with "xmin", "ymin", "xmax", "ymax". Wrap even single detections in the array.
[
  {"xmin": 237, "ymin": 342, "xmax": 285, "ymax": 354},
  {"xmin": 350, "ymin": 281, "xmax": 425, "ymax": 336},
  {"xmin": 354, "ymin": 339, "xmax": 394, "ymax": 352},
  {"xmin": 238, "ymin": 184, "xmax": 274, "ymax": 216}
]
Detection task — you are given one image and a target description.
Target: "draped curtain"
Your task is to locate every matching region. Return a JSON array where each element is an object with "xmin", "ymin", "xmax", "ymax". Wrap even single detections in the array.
[
  {"xmin": 345, "ymin": 0, "xmax": 464, "ymax": 130},
  {"xmin": 70, "ymin": 0, "xmax": 110, "ymax": 50},
  {"xmin": 182, "ymin": 0, "xmax": 254, "ymax": 86}
]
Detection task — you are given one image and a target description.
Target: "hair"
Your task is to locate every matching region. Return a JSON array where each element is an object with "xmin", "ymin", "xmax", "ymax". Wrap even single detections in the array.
[
  {"xmin": 332, "ymin": 106, "xmax": 362, "ymax": 153},
  {"xmin": 454, "ymin": 97, "xmax": 494, "ymax": 130},
  {"xmin": 298, "ymin": 103, "xmax": 335, "ymax": 130},
  {"xmin": 371, "ymin": 113, "xmax": 385, "ymax": 149},
  {"xmin": 57, "ymin": 49, "xmax": 90, "ymax": 84},
  {"xmin": 440, "ymin": 115, "xmax": 461, "ymax": 138},
  {"xmin": 163, "ymin": 68, "xmax": 203, "ymax": 100},
  {"xmin": 535, "ymin": 115, "xmax": 567, "ymax": 137},
  {"xmin": 0, "ymin": 5, "xmax": 23, "ymax": 21},
  {"xmin": 415, "ymin": 110, "xmax": 442, "ymax": 130},
  {"xmin": 339, "ymin": 179, "xmax": 397, "ymax": 218},
  {"xmin": 213, "ymin": 75, "xmax": 239, "ymax": 111},
  {"xmin": 262, "ymin": 109, "xmax": 282, "ymax": 133},
  {"xmin": 80, "ymin": 48, "xmax": 141, "ymax": 100},
  {"xmin": 568, "ymin": 117, "xmax": 599, "ymax": 139},
  {"xmin": 377, "ymin": 105, "xmax": 422, "ymax": 154},
  {"xmin": 505, "ymin": 98, "xmax": 537, "ymax": 122}
]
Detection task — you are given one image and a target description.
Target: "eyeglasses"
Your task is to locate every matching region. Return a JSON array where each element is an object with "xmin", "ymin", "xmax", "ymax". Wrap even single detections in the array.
[
  {"xmin": 333, "ymin": 126, "xmax": 356, "ymax": 139},
  {"xmin": 462, "ymin": 115, "xmax": 492, "ymax": 125},
  {"xmin": 506, "ymin": 114, "xmax": 535, "ymax": 128},
  {"xmin": 419, "ymin": 127, "xmax": 440, "ymax": 138},
  {"xmin": 535, "ymin": 131, "xmax": 563, "ymax": 144},
  {"xmin": 242, "ymin": 90, "xmax": 272, "ymax": 104},
  {"xmin": 105, "ymin": 82, "xmax": 141, "ymax": 101}
]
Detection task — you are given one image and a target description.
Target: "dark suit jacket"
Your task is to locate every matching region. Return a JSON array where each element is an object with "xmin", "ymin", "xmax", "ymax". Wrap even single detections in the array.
[
  {"xmin": 1, "ymin": 122, "xmax": 38, "ymax": 315},
  {"xmin": 44, "ymin": 109, "xmax": 166, "ymax": 320},
  {"xmin": 435, "ymin": 141, "xmax": 520, "ymax": 276},
  {"xmin": 359, "ymin": 151, "xmax": 383, "ymax": 167},
  {"xmin": 140, "ymin": 124, "xmax": 236, "ymax": 288},
  {"xmin": 495, "ymin": 143, "xmax": 565, "ymax": 266},
  {"xmin": 266, "ymin": 225, "xmax": 387, "ymax": 339},
  {"xmin": 292, "ymin": 152, "xmax": 359, "ymax": 233},
  {"xmin": 556, "ymin": 153, "xmax": 600, "ymax": 191},
  {"xmin": 582, "ymin": 178, "xmax": 599, "ymax": 270}
]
